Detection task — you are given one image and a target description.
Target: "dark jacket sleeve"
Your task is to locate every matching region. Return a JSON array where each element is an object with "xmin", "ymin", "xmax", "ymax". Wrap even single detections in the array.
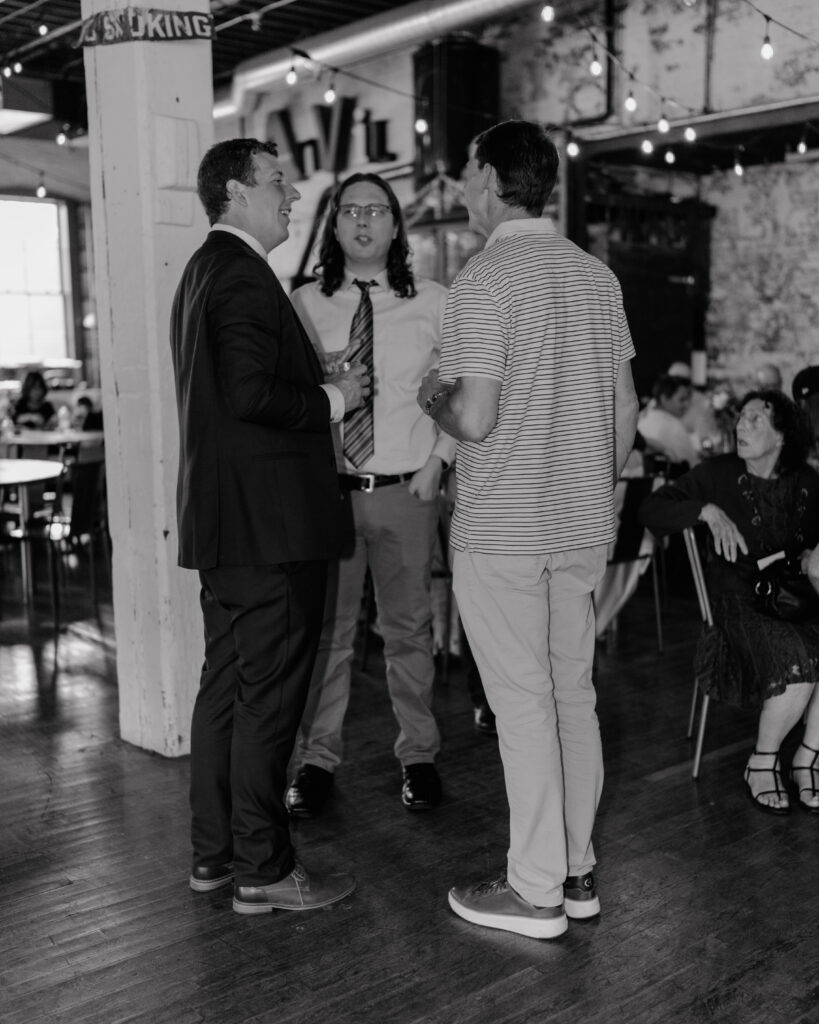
[
  {"xmin": 638, "ymin": 461, "xmax": 716, "ymax": 536},
  {"xmin": 210, "ymin": 258, "xmax": 330, "ymax": 432}
]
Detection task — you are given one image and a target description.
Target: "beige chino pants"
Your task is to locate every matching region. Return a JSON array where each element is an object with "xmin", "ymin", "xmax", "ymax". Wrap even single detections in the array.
[{"xmin": 453, "ymin": 544, "xmax": 607, "ymax": 908}]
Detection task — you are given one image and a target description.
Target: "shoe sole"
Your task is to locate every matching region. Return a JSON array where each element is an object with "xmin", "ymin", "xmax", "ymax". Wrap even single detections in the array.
[
  {"xmin": 189, "ymin": 874, "xmax": 234, "ymax": 893},
  {"xmin": 564, "ymin": 896, "xmax": 601, "ymax": 920},
  {"xmin": 232, "ymin": 880, "xmax": 356, "ymax": 915},
  {"xmin": 448, "ymin": 890, "xmax": 568, "ymax": 939}
]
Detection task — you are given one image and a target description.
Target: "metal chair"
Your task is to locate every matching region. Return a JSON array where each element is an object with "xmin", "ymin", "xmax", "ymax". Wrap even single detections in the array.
[
  {"xmin": 604, "ymin": 475, "xmax": 665, "ymax": 652},
  {"xmin": 683, "ymin": 526, "xmax": 714, "ymax": 778}
]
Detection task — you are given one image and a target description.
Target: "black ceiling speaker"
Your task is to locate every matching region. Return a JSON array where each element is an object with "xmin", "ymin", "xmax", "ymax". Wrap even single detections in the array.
[{"xmin": 413, "ymin": 36, "xmax": 500, "ymax": 189}]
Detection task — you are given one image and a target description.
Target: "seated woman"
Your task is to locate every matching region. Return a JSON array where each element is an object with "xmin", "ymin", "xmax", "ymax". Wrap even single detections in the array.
[
  {"xmin": 639, "ymin": 373, "xmax": 700, "ymax": 469},
  {"xmin": 639, "ymin": 389, "xmax": 819, "ymax": 814},
  {"xmin": 12, "ymin": 371, "xmax": 56, "ymax": 429}
]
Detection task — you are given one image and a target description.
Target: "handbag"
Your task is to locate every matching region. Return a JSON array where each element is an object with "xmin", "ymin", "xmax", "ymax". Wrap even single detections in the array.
[{"xmin": 753, "ymin": 557, "xmax": 819, "ymax": 622}]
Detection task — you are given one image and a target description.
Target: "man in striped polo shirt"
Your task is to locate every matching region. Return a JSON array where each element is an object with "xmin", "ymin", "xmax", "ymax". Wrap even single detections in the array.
[{"xmin": 418, "ymin": 120, "xmax": 639, "ymax": 940}]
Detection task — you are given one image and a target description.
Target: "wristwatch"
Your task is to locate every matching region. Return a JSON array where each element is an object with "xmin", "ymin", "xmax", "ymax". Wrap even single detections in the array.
[{"xmin": 425, "ymin": 390, "xmax": 446, "ymax": 415}]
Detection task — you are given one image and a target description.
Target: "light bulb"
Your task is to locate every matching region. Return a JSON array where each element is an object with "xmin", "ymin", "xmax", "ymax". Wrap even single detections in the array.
[
  {"xmin": 36, "ymin": 182, "xmax": 47, "ymax": 198},
  {"xmin": 734, "ymin": 157, "xmax": 744, "ymax": 176},
  {"xmin": 541, "ymin": 5, "xmax": 555, "ymax": 22},
  {"xmin": 2, "ymin": 66, "xmax": 11, "ymax": 79},
  {"xmin": 797, "ymin": 136, "xmax": 808, "ymax": 155},
  {"xmin": 414, "ymin": 117, "xmax": 429, "ymax": 134},
  {"xmin": 657, "ymin": 114, "xmax": 670, "ymax": 134},
  {"xmin": 664, "ymin": 150, "xmax": 676, "ymax": 165},
  {"xmin": 56, "ymin": 132, "xmax": 67, "ymax": 146},
  {"xmin": 285, "ymin": 65, "xmax": 297, "ymax": 86},
  {"xmin": 566, "ymin": 140, "xmax": 580, "ymax": 157},
  {"xmin": 12, "ymin": 61, "xmax": 22, "ymax": 74},
  {"xmin": 589, "ymin": 55, "xmax": 602, "ymax": 77},
  {"xmin": 323, "ymin": 84, "xmax": 336, "ymax": 104},
  {"xmin": 684, "ymin": 126, "xmax": 697, "ymax": 142},
  {"xmin": 624, "ymin": 91, "xmax": 637, "ymax": 113},
  {"xmin": 641, "ymin": 139, "xmax": 654, "ymax": 155},
  {"xmin": 38, "ymin": 24, "xmax": 48, "ymax": 36},
  {"xmin": 760, "ymin": 36, "xmax": 773, "ymax": 60}
]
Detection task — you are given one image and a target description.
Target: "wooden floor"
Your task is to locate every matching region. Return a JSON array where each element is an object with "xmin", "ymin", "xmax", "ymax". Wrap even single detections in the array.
[{"xmin": 1, "ymin": 542, "xmax": 817, "ymax": 1024}]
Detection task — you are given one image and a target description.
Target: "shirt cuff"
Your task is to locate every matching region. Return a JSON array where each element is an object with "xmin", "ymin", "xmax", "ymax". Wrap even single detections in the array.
[{"xmin": 321, "ymin": 384, "xmax": 345, "ymax": 423}]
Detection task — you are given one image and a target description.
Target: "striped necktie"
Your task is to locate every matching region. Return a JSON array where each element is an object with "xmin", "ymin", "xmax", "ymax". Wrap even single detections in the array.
[{"xmin": 343, "ymin": 279, "xmax": 376, "ymax": 468}]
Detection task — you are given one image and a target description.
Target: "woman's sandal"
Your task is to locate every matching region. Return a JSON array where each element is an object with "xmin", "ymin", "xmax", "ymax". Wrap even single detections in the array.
[
  {"xmin": 743, "ymin": 750, "xmax": 790, "ymax": 815},
  {"xmin": 790, "ymin": 742, "xmax": 819, "ymax": 814}
]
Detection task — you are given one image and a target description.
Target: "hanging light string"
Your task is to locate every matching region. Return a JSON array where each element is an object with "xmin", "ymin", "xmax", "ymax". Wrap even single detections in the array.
[
  {"xmin": 0, "ymin": 147, "xmax": 84, "ymax": 195},
  {"xmin": 737, "ymin": 0, "xmax": 819, "ymax": 47}
]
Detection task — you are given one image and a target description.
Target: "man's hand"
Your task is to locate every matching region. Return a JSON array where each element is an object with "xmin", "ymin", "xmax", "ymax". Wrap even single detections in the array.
[
  {"xmin": 699, "ymin": 503, "xmax": 748, "ymax": 562},
  {"xmin": 328, "ymin": 363, "xmax": 371, "ymax": 413},
  {"xmin": 409, "ymin": 456, "xmax": 444, "ymax": 501}
]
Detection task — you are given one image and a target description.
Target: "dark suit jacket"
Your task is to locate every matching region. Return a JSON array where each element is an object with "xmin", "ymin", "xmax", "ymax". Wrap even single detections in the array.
[{"xmin": 170, "ymin": 230, "xmax": 343, "ymax": 569}]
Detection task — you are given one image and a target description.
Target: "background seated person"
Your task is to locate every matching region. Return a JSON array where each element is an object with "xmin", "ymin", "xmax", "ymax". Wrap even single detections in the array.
[
  {"xmin": 639, "ymin": 390, "xmax": 819, "ymax": 815},
  {"xmin": 792, "ymin": 365, "xmax": 819, "ymax": 473},
  {"xmin": 639, "ymin": 373, "xmax": 699, "ymax": 469},
  {"xmin": 12, "ymin": 371, "xmax": 56, "ymax": 429},
  {"xmin": 72, "ymin": 395, "xmax": 104, "ymax": 431}
]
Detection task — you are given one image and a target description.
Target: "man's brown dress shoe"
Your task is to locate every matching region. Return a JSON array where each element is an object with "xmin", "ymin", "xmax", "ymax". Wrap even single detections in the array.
[{"xmin": 233, "ymin": 862, "xmax": 355, "ymax": 914}]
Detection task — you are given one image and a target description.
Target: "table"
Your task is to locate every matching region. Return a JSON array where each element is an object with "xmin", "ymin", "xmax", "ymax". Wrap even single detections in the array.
[
  {"xmin": 0, "ymin": 458, "xmax": 65, "ymax": 605},
  {"xmin": 1, "ymin": 428, "xmax": 105, "ymax": 454}
]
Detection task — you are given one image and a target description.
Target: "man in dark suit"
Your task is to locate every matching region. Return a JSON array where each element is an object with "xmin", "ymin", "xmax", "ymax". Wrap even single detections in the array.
[{"xmin": 170, "ymin": 138, "xmax": 369, "ymax": 914}]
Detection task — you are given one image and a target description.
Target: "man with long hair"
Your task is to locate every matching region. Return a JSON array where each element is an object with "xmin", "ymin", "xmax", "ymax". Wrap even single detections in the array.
[{"xmin": 285, "ymin": 172, "xmax": 455, "ymax": 815}]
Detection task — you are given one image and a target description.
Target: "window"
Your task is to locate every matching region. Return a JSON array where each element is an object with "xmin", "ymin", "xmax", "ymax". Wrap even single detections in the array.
[{"xmin": 0, "ymin": 198, "xmax": 72, "ymax": 363}]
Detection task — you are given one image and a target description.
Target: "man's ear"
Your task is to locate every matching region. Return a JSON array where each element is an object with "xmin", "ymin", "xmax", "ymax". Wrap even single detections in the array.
[
  {"xmin": 226, "ymin": 179, "xmax": 247, "ymax": 206},
  {"xmin": 482, "ymin": 163, "xmax": 497, "ymax": 195}
]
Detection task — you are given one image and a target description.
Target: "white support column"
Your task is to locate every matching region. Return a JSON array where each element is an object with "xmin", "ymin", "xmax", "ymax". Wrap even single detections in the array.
[{"xmin": 81, "ymin": 0, "xmax": 214, "ymax": 755}]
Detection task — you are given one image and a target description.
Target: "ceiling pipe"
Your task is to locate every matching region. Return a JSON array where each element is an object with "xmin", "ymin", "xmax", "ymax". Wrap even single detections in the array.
[{"xmin": 213, "ymin": 0, "xmax": 536, "ymax": 121}]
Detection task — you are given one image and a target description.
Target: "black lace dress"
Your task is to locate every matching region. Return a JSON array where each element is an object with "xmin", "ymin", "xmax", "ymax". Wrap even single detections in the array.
[{"xmin": 639, "ymin": 455, "xmax": 819, "ymax": 708}]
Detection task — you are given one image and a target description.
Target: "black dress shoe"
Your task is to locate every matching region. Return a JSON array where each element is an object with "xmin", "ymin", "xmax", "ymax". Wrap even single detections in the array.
[
  {"xmin": 474, "ymin": 703, "xmax": 497, "ymax": 737},
  {"xmin": 401, "ymin": 763, "xmax": 442, "ymax": 811},
  {"xmin": 233, "ymin": 862, "xmax": 355, "ymax": 914},
  {"xmin": 189, "ymin": 862, "xmax": 234, "ymax": 893},
  {"xmin": 284, "ymin": 764, "xmax": 334, "ymax": 817}
]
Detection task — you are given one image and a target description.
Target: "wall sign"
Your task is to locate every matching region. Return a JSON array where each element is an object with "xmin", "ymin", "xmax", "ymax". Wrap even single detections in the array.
[{"xmin": 77, "ymin": 8, "xmax": 213, "ymax": 46}]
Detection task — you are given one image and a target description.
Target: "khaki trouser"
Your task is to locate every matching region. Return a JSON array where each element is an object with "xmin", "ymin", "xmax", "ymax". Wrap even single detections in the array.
[{"xmin": 453, "ymin": 544, "xmax": 607, "ymax": 908}]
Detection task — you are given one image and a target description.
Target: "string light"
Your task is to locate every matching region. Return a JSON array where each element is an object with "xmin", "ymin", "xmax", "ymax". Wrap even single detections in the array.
[
  {"xmin": 624, "ymin": 89, "xmax": 637, "ymax": 113},
  {"xmin": 249, "ymin": 12, "xmax": 262, "ymax": 32},
  {"xmin": 797, "ymin": 132, "xmax": 808, "ymax": 155},
  {"xmin": 323, "ymin": 79, "xmax": 336, "ymax": 104},
  {"xmin": 566, "ymin": 139, "xmax": 580, "ymax": 158},
  {"xmin": 414, "ymin": 116, "xmax": 429, "ymax": 134},
  {"xmin": 657, "ymin": 107, "xmax": 670, "ymax": 133},
  {"xmin": 35, "ymin": 174, "xmax": 47, "ymax": 198},
  {"xmin": 2, "ymin": 66, "xmax": 11, "ymax": 78},
  {"xmin": 37, "ymin": 24, "xmax": 48, "ymax": 36},
  {"xmin": 589, "ymin": 52, "xmax": 603, "ymax": 77},
  {"xmin": 684, "ymin": 126, "xmax": 697, "ymax": 142},
  {"xmin": 541, "ymin": 5, "xmax": 555, "ymax": 22},
  {"xmin": 641, "ymin": 139, "xmax": 654, "ymax": 155},
  {"xmin": 760, "ymin": 16, "xmax": 774, "ymax": 59},
  {"xmin": 664, "ymin": 150, "xmax": 676, "ymax": 164},
  {"xmin": 734, "ymin": 147, "xmax": 744, "ymax": 176},
  {"xmin": 12, "ymin": 61, "xmax": 22, "ymax": 74},
  {"xmin": 285, "ymin": 64, "xmax": 297, "ymax": 86},
  {"xmin": 56, "ymin": 131, "xmax": 67, "ymax": 146}
]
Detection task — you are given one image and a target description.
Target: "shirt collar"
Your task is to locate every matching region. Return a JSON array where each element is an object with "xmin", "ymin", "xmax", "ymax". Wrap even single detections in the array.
[
  {"xmin": 343, "ymin": 268, "xmax": 388, "ymax": 291},
  {"xmin": 484, "ymin": 216, "xmax": 557, "ymax": 249},
  {"xmin": 211, "ymin": 224, "xmax": 268, "ymax": 261}
]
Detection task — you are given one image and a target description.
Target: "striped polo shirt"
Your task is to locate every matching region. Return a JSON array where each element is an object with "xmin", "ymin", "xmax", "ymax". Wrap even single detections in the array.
[{"xmin": 438, "ymin": 217, "xmax": 635, "ymax": 555}]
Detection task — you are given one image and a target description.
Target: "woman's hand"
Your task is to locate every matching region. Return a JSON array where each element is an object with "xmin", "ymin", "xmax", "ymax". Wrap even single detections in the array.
[
  {"xmin": 698, "ymin": 503, "xmax": 749, "ymax": 562},
  {"xmin": 801, "ymin": 544, "xmax": 819, "ymax": 593}
]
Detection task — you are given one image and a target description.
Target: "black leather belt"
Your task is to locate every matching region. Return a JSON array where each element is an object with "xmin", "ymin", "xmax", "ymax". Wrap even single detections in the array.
[{"xmin": 339, "ymin": 472, "xmax": 415, "ymax": 493}]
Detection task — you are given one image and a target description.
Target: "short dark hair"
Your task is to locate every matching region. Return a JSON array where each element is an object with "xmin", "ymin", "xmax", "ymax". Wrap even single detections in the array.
[
  {"xmin": 473, "ymin": 120, "xmax": 559, "ymax": 215},
  {"xmin": 196, "ymin": 138, "xmax": 278, "ymax": 225},
  {"xmin": 739, "ymin": 389, "xmax": 811, "ymax": 473},
  {"xmin": 313, "ymin": 173, "xmax": 416, "ymax": 298},
  {"xmin": 652, "ymin": 374, "xmax": 691, "ymax": 402}
]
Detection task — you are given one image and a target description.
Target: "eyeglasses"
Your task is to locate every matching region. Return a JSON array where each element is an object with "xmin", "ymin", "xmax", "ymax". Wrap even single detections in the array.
[{"xmin": 337, "ymin": 203, "xmax": 392, "ymax": 221}]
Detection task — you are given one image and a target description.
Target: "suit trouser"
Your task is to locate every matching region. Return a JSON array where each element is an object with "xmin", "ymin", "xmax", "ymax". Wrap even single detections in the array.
[
  {"xmin": 190, "ymin": 561, "xmax": 327, "ymax": 886},
  {"xmin": 453, "ymin": 545, "xmax": 607, "ymax": 908},
  {"xmin": 295, "ymin": 482, "xmax": 441, "ymax": 771}
]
